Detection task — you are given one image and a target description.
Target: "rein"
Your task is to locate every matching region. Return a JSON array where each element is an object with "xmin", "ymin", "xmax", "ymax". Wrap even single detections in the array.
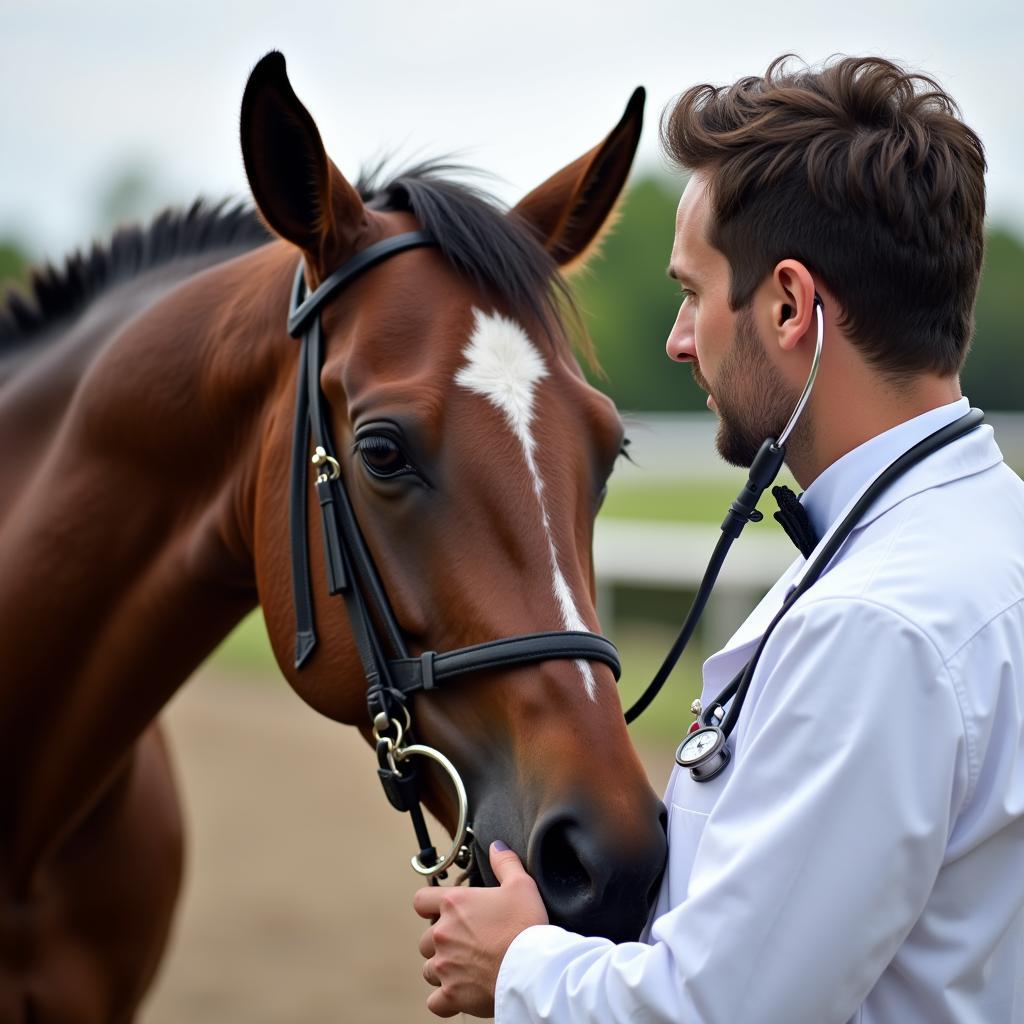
[{"xmin": 286, "ymin": 231, "xmax": 622, "ymax": 882}]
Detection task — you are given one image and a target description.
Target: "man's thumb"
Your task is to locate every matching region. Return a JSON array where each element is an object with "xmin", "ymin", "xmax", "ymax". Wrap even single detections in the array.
[{"xmin": 489, "ymin": 840, "xmax": 526, "ymax": 885}]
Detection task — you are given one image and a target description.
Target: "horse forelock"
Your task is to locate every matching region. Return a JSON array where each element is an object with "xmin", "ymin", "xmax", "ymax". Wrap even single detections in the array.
[{"xmin": 355, "ymin": 158, "xmax": 592, "ymax": 367}]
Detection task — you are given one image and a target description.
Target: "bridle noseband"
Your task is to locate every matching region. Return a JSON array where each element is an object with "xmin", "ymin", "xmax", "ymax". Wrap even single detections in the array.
[{"xmin": 287, "ymin": 230, "xmax": 622, "ymax": 882}]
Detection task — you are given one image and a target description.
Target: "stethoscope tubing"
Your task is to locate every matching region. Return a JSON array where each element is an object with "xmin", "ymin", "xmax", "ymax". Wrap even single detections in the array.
[
  {"xmin": 707, "ymin": 405, "xmax": 986, "ymax": 739},
  {"xmin": 623, "ymin": 295, "xmax": 825, "ymax": 724}
]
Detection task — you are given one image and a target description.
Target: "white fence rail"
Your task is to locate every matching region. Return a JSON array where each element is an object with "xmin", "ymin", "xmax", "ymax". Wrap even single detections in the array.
[
  {"xmin": 592, "ymin": 519, "xmax": 794, "ymax": 647},
  {"xmin": 594, "ymin": 519, "xmax": 794, "ymax": 589},
  {"xmin": 592, "ymin": 412, "xmax": 1024, "ymax": 644},
  {"xmin": 616, "ymin": 411, "xmax": 1024, "ymax": 481}
]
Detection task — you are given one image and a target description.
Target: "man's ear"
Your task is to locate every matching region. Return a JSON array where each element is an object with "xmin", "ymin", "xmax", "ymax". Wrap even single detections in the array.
[
  {"xmin": 771, "ymin": 260, "xmax": 819, "ymax": 354},
  {"xmin": 240, "ymin": 51, "xmax": 366, "ymax": 275},
  {"xmin": 511, "ymin": 88, "xmax": 645, "ymax": 273}
]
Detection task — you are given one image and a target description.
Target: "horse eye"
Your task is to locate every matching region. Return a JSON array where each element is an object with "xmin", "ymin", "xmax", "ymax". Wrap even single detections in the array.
[{"xmin": 355, "ymin": 435, "xmax": 414, "ymax": 479}]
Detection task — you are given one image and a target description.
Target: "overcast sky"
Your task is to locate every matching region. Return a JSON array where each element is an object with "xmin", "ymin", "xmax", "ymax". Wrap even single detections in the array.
[{"xmin": 3, "ymin": 0, "xmax": 1021, "ymax": 260}]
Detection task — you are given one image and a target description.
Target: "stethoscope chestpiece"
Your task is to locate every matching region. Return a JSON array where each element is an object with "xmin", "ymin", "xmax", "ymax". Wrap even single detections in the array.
[{"xmin": 675, "ymin": 725, "xmax": 731, "ymax": 782}]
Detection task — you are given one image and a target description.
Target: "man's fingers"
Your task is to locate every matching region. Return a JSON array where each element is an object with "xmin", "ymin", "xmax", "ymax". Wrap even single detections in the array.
[
  {"xmin": 413, "ymin": 885, "xmax": 445, "ymax": 920},
  {"xmin": 489, "ymin": 840, "xmax": 528, "ymax": 885},
  {"xmin": 418, "ymin": 925, "xmax": 436, "ymax": 959},
  {"xmin": 426, "ymin": 986, "xmax": 460, "ymax": 1018},
  {"xmin": 422, "ymin": 956, "xmax": 441, "ymax": 988}
]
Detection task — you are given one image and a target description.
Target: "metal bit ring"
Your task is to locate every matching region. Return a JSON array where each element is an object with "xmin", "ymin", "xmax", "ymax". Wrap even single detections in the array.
[{"xmin": 392, "ymin": 742, "xmax": 472, "ymax": 878}]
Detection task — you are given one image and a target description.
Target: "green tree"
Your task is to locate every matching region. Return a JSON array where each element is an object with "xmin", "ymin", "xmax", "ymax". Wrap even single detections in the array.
[
  {"xmin": 962, "ymin": 227, "xmax": 1024, "ymax": 411},
  {"xmin": 0, "ymin": 238, "xmax": 29, "ymax": 290},
  {"xmin": 574, "ymin": 175, "xmax": 705, "ymax": 413}
]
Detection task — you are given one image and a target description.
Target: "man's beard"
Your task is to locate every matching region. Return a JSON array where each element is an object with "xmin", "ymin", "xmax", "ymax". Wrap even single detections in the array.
[{"xmin": 694, "ymin": 307, "xmax": 808, "ymax": 468}]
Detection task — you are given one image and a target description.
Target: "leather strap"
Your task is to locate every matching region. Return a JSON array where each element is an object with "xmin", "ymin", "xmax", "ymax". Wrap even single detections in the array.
[
  {"xmin": 289, "ymin": 316, "xmax": 318, "ymax": 668},
  {"xmin": 287, "ymin": 231, "xmax": 436, "ymax": 338},
  {"xmin": 293, "ymin": 288, "xmax": 412, "ymax": 717},
  {"xmin": 288, "ymin": 237, "xmax": 434, "ymax": 671},
  {"xmin": 387, "ymin": 631, "xmax": 622, "ymax": 696}
]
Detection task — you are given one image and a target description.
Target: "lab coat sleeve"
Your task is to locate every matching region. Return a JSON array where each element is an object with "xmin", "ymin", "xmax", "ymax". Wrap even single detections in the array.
[{"xmin": 495, "ymin": 597, "xmax": 968, "ymax": 1024}]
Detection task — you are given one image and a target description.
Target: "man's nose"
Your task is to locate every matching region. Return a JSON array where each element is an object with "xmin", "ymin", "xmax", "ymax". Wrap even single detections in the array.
[{"xmin": 665, "ymin": 305, "xmax": 696, "ymax": 362}]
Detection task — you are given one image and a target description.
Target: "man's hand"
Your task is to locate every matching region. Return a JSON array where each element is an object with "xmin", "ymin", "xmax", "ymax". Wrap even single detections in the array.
[{"xmin": 414, "ymin": 841, "xmax": 548, "ymax": 1018}]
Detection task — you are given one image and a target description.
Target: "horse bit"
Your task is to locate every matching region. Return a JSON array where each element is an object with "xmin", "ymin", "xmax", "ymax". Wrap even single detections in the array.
[{"xmin": 286, "ymin": 230, "xmax": 623, "ymax": 883}]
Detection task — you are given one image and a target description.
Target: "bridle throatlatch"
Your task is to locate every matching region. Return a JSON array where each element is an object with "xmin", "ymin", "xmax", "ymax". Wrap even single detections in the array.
[{"xmin": 286, "ymin": 231, "xmax": 622, "ymax": 882}]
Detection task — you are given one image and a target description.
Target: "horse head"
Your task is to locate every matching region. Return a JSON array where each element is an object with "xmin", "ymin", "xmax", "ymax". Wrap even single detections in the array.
[{"xmin": 242, "ymin": 52, "xmax": 666, "ymax": 943}]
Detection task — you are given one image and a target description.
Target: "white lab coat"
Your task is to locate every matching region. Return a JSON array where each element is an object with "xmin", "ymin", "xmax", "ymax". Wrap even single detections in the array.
[{"xmin": 496, "ymin": 399, "xmax": 1024, "ymax": 1023}]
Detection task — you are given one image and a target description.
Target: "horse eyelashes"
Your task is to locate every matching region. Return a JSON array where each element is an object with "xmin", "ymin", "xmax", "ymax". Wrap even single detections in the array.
[{"xmin": 354, "ymin": 435, "xmax": 414, "ymax": 479}]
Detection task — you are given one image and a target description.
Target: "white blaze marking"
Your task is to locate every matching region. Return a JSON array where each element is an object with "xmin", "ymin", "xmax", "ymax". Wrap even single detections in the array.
[{"xmin": 455, "ymin": 308, "xmax": 597, "ymax": 699}]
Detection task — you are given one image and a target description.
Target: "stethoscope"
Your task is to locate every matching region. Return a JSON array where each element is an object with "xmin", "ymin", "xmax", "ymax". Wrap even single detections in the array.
[{"xmin": 622, "ymin": 294, "xmax": 985, "ymax": 782}]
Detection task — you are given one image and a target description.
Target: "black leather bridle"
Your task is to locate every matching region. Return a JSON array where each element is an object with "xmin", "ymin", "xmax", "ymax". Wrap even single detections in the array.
[{"xmin": 286, "ymin": 230, "xmax": 622, "ymax": 881}]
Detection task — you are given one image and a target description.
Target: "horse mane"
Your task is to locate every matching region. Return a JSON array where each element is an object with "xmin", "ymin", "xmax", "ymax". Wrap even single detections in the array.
[
  {"xmin": 0, "ymin": 200, "xmax": 272, "ymax": 352},
  {"xmin": 1, "ymin": 161, "xmax": 585, "ymax": 360},
  {"xmin": 357, "ymin": 158, "xmax": 585, "ymax": 358}
]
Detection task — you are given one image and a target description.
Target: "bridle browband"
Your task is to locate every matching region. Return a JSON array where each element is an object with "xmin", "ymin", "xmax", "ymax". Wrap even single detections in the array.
[{"xmin": 286, "ymin": 230, "xmax": 622, "ymax": 881}]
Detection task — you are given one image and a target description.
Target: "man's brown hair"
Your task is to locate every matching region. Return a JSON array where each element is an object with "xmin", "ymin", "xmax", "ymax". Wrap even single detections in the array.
[{"xmin": 662, "ymin": 55, "xmax": 987, "ymax": 378}]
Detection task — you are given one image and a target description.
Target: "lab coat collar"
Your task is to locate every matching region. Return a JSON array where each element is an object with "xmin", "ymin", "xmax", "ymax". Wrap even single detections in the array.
[
  {"xmin": 704, "ymin": 403, "xmax": 1003, "ymax": 672},
  {"xmin": 800, "ymin": 399, "xmax": 970, "ymax": 540},
  {"xmin": 788, "ymin": 410, "xmax": 1001, "ymax": 590}
]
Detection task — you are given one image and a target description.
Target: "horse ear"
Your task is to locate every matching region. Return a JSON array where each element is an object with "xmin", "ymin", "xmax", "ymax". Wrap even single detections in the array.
[
  {"xmin": 240, "ymin": 51, "xmax": 365, "ymax": 272},
  {"xmin": 512, "ymin": 87, "xmax": 645, "ymax": 272}
]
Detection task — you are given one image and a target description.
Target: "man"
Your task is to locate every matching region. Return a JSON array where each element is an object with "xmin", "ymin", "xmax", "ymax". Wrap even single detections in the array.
[{"xmin": 414, "ymin": 55, "xmax": 1024, "ymax": 1022}]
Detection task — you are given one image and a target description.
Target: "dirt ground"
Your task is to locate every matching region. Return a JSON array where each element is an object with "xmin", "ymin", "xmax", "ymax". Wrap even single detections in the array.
[{"xmin": 143, "ymin": 668, "xmax": 672, "ymax": 1023}]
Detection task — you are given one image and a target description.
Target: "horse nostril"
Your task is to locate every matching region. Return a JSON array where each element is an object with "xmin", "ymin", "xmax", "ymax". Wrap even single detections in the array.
[
  {"xmin": 536, "ymin": 815, "xmax": 593, "ymax": 902},
  {"xmin": 529, "ymin": 803, "xmax": 667, "ymax": 943}
]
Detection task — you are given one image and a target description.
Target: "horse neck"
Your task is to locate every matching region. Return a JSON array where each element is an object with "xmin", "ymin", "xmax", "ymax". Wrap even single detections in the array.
[{"xmin": 0, "ymin": 241, "xmax": 295, "ymax": 878}]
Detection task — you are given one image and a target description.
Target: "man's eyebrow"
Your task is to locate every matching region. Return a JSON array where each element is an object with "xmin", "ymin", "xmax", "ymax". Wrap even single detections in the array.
[{"xmin": 666, "ymin": 264, "xmax": 699, "ymax": 286}]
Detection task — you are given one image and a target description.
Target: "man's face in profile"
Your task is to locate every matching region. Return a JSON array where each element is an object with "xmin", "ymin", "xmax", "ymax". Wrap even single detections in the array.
[{"xmin": 665, "ymin": 173, "xmax": 800, "ymax": 467}]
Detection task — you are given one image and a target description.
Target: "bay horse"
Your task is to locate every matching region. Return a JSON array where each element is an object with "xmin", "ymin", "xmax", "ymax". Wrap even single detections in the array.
[{"xmin": 0, "ymin": 52, "xmax": 666, "ymax": 1022}]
